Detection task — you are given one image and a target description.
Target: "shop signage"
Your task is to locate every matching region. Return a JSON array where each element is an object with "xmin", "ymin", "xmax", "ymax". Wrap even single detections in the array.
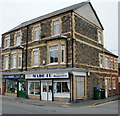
[
  {"xmin": 3, "ymin": 75, "xmax": 24, "ymax": 79},
  {"xmin": 26, "ymin": 73, "xmax": 69, "ymax": 79}
]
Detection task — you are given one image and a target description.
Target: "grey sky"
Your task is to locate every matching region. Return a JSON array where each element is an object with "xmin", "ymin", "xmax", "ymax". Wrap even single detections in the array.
[{"xmin": 0, "ymin": 0, "xmax": 119, "ymax": 60}]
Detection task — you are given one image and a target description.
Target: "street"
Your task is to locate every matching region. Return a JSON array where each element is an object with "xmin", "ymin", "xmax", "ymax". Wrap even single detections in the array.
[{"xmin": 1, "ymin": 99, "xmax": 119, "ymax": 114}]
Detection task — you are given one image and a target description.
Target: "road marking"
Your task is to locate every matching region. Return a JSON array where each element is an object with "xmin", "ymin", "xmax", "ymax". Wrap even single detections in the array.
[{"xmin": 87, "ymin": 100, "xmax": 117, "ymax": 108}]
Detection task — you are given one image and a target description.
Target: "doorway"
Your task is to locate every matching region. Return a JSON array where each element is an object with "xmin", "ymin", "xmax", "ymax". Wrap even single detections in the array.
[
  {"xmin": 41, "ymin": 80, "xmax": 52, "ymax": 101},
  {"xmin": 18, "ymin": 81, "xmax": 26, "ymax": 98}
]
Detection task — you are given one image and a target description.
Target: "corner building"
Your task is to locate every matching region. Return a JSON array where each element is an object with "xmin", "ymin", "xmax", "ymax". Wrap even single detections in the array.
[{"xmin": 1, "ymin": 2, "xmax": 118, "ymax": 102}]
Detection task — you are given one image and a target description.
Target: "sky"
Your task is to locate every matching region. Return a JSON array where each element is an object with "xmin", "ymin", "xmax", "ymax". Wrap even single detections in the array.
[{"xmin": 0, "ymin": 0, "xmax": 119, "ymax": 60}]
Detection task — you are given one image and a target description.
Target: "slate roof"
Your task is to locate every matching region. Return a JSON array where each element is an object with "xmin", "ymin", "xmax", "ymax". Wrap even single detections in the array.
[
  {"xmin": 104, "ymin": 48, "xmax": 118, "ymax": 57},
  {"xmin": 3, "ymin": 1, "xmax": 103, "ymax": 35}
]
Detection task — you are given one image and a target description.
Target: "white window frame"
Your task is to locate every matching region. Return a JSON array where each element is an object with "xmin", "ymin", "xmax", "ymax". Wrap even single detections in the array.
[
  {"xmin": 4, "ymin": 56, "xmax": 9, "ymax": 70},
  {"xmin": 11, "ymin": 54, "xmax": 16, "ymax": 69},
  {"xmin": 33, "ymin": 50, "xmax": 39, "ymax": 67},
  {"xmin": 34, "ymin": 26, "xmax": 40, "ymax": 41},
  {"xmin": 53, "ymin": 19, "xmax": 60, "ymax": 36},
  {"xmin": 5, "ymin": 36, "xmax": 10, "ymax": 48},
  {"xmin": 16, "ymin": 32, "xmax": 21, "ymax": 46},
  {"xmin": 49, "ymin": 45, "xmax": 58, "ymax": 64},
  {"xmin": 18, "ymin": 54, "xmax": 22, "ymax": 68},
  {"xmin": 99, "ymin": 55, "xmax": 103, "ymax": 68},
  {"xmin": 105, "ymin": 57, "xmax": 109, "ymax": 69},
  {"xmin": 61, "ymin": 45, "xmax": 65, "ymax": 63},
  {"xmin": 98, "ymin": 31, "xmax": 102, "ymax": 44},
  {"xmin": 28, "ymin": 81, "xmax": 40, "ymax": 95}
]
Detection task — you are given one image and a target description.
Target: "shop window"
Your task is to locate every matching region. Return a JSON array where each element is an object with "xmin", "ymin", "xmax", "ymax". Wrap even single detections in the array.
[
  {"xmin": 34, "ymin": 26, "xmax": 40, "ymax": 41},
  {"xmin": 28, "ymin": 82, "xmax": 40, "ymax": 95},
  {"xmin": 6, "ymin": 79, "xmax": 17, "ymax": 93},
  {"xmin": 5, "ymin": 35, "xmax": 10, "ymax": 48},
  {"xmin": 4, "ymin": 56, "xmax": 9, "ymax": 70},
  {"xmin": 53, "ymin": 20, "xmax": 60, "ymax": 36},
  {"xmin": 50, "ymin": 46, "xmax": 58, "ymax": 64},
  {"xmin": 16, "ymin": 32, "xmax": 21, "ymax": 46},
  {"xmin": 55, "ymin": 82, "xmax": 70, "ymax": 93}
]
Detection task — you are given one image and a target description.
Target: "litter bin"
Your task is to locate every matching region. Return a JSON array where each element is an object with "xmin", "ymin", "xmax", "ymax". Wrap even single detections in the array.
[
  {"xmin": 94, "ymin": 86, "xmax": 101, "ymax": 100},
  {"xmin": 100, "ymin": 89, "xmax": 106, "ymax": 99}
]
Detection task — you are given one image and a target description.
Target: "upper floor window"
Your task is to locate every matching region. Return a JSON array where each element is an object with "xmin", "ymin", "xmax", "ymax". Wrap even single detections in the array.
[
  {"xmin": 34, "ymin": 26, "xmax": 40, "ymax": 41},
  {"xmin": 5, "ymin": 36, "xmax": 10, "ymax": 48},
  {"xmin": 98, "ymin": 31, "xmax": 102, "ymax": 44},
  {"xmin": 53, "ymin": 20, "xmax": 60, "ymax": 36},
  {"xmin": 33, "ymin": 50, "xmax": 39, "ymax": 67},
  {"xmin": 50, "ymin": 46, "xmax": 58, "ymax": 63},
  {"xmin": 99, "ymin": 55, "xmax": 103, "ymax": 68},
  {"xmin": 11, "ymin": 54, "xmax": 16, "ymax": 68},
  {"xmin": 18, "ymin": 54, "xmax": 22, "ymax": 68},
  {"xmin": 4, "ymin": 56, "xmax": 9, "ymax": 70},
  {"xmin": 16, "ymin": 32, "xmax": 21, "ymax": 45},
  {"xmin": 61, "ymin": 45, "xmax": 65, "ymax": 63},
  {"xmin": 105, "ymin": 57, "xmax": 109, "ymax": 68},
  {"xmin": 114, "ymin": 59, "xmax": 117, "ymax": 70}
]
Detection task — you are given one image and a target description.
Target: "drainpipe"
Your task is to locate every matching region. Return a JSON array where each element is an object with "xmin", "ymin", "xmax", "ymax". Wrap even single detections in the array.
[
  {"xmin": 70, "ymin": 11, "xmax": 74, "ymax": 102},
  {"xmin": 25, "ymin": 26, "xmax": 28, "ymax": 71}
]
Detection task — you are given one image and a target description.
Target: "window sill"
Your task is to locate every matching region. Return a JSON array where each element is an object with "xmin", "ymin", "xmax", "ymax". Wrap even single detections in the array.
[
  {"xmin": 113, "ymin": 88, "xmax": 116, "ymax": 90},
  {"xmin": 47, "ymin": 63, "xmax": 58, "ymax": 66},
  {"xmin": 11, "ymin": 67, "xmax": 17, "ymax": 69},
  {"xmin": 60, "ymin": 62, "xmax": 66, "ymax": 65},
  {"xmin": 32, "ymin": 65, "xmax": 39, "ymax": 68}
]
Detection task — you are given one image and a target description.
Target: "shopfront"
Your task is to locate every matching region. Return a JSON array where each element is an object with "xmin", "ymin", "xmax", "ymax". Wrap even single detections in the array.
[
  {"xmin": 3, "ymin": 75, "xmax": 27, "ymax": 98},
  {"xmin": 26, "ymin": 72, "xmax": 70, "ymax": 101}
]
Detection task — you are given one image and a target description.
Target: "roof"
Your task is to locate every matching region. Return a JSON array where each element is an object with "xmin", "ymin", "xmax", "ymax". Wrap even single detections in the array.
[
  {"xmin": 3, "ymin": 1, "xmax": 103, "ymax": 35},
  {"xmin": 104, "ymin": 48, "xmax": 118, "ymax": 57}
]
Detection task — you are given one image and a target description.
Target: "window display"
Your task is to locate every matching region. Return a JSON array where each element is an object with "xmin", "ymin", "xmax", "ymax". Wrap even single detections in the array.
[
  {"xmin": 28, "ymin": 82, "xmax": 40, "ymax": 95},
  {"xmin": 6, "ymin": 79, "xmax": 17, "ymax": 93},
  {"xmin": 54, "ymin": 81, "xmax": 70, "ymax": 98}
]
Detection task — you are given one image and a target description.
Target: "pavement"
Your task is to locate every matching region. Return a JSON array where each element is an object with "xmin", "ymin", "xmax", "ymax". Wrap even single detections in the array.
[{"xmin": 1, "ymin": 94, "xmax": 120, "ymax": 108}]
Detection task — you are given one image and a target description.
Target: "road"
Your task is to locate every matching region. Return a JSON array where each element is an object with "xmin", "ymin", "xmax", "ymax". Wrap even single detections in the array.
[{"xmin": 1, "ymin": 100, "xmax": 119, "ymax": 114}]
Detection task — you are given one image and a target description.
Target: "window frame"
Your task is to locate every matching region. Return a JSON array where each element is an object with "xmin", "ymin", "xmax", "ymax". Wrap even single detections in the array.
[
  {"xmin": 99, "ymin": 55, "xmax": 103, "ymax": 68},
  {"xmin": 5, "ymin": 35, "xmax": 10, "ymax": 48},
  {"xmin": 15, "ymin": 31, "xmax": 21, "ymax": 46},
  {"xmin": 28, "ymin": 81, "xmax": 40, "ymax": 95},
  {"xmin": 32, "ymin": 24, "xmax": 40, "ymax": 41},
  {"xmin": 49, "ymin": 45, "xmax": 58, "ymax": 64},
  {"xmin": 52, "ymin": 19, "xmax": 61, "ymax": 36},
  {"xmin": 32, "ymin": 49, "xmax": 40, "ymax": 67},
  {"xmin": 11, "ymin": 53, "xmax": 17, "ymax": 69},
  {"xmin": 18, "ymin": 54, "xmax": 22, "ymax": 68},
  {"xmin": 4, "ymin": 55, "xmax": 9, "ymax": 70},
  {"xmin": 105, "ymin": 56, "xmax": 109, "ymax": 69},
  {"xmin": 98, "ymin": 30, "xmax": 103, "ymax": 44}
]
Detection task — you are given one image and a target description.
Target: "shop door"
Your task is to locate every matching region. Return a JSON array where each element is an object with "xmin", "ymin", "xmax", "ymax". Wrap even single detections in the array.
[
  {"xmin": 105, "ymin": 79, "xmax": 108, "ymax": 97},
  {"xmin": 41, "ymin": 81, "xmax": 52, "ymax": 101},
  {"xmin": 77, "ymin": 77, "xmax": 85, "ymax": 98},
  {"xmin": 18, "ymin": 81, "xmax": 26, "ymax": 98}
]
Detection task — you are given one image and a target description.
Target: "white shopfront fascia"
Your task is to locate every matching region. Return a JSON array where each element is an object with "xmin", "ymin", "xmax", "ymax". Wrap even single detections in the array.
[{"xmin": 25, "ymin": 72, "xmax": 69, "ymax": 79}]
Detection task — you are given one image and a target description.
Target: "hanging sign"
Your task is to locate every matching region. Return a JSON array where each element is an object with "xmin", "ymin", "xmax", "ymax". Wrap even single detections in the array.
[{"xmin": 25, "ymin": 73, "xmax": 69, "ymax": 79}]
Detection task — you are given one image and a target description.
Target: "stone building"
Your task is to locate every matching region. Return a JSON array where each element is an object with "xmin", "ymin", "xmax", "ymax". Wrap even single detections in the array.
[{"xmin": 1, "ymin": 1, "xmax": 118, "ymax": 102}]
